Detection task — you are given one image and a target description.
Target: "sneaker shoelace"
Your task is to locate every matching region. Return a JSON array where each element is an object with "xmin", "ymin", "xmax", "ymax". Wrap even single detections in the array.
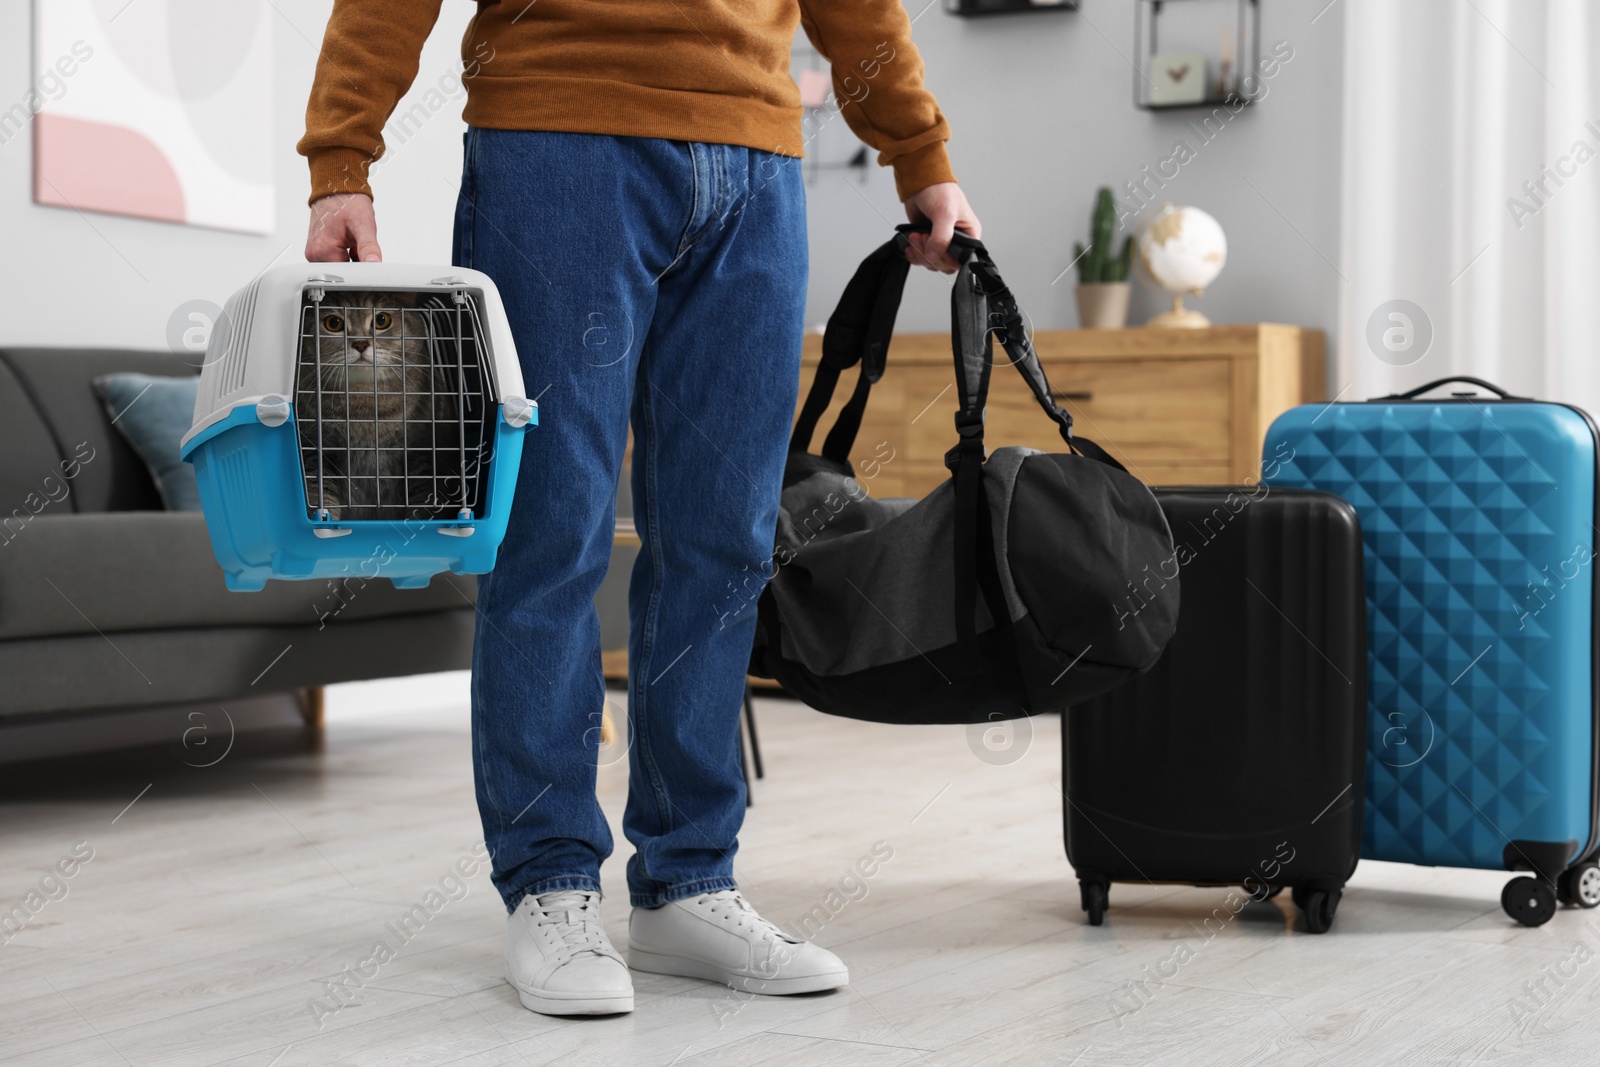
[
  {"xmin": 698, "ymin": 889, "xmax": 801, "ymax": 944},
  {"xmin": 531, "ymin": 890, "xmax": 613, "ymax": 959}
]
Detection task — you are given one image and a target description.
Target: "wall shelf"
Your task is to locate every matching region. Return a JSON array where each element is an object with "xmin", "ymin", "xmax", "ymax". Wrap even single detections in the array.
[
  {"xmin": 1135, "ymin": 0, "xmax": 1260, "ymax": 112},
  {"xmin": 946, "ymin": 0, "xmax": 1078, "ymax": 17}
]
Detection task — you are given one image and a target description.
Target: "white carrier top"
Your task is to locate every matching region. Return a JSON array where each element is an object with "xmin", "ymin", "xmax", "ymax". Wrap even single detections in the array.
[{"xmin": 181, "ymin": 263, "xmax": 526, "ymax": 449}]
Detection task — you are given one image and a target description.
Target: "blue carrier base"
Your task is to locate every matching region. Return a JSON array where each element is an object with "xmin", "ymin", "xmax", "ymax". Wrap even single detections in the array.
[{"xmin": 180, "ymin": 403, "xmax": 531, "ymax": 591}]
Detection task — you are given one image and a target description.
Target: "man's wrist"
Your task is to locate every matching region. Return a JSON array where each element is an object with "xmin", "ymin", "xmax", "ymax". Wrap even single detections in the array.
[
  {"xmin": 892, "ymin": 142, "xmax": 957, "ymax": 203},
  {"xmin": 307, "ymin": 147, "xmax": 377, "ymax": 206}
]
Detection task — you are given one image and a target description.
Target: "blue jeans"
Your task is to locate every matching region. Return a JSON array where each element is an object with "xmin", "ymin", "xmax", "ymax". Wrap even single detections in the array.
[{"xmin": 453, "ymin": 129, "xmax": 807, "ymax": 910}]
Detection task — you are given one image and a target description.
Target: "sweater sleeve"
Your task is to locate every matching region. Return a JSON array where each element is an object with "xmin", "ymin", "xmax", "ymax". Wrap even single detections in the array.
[
  {"xmin": 798, "ymin": 0, "xmax": 956, "ymax": 202},
  {"xmin": 297, "ymin": 0, "xmax": 446, "ymax": 204}
]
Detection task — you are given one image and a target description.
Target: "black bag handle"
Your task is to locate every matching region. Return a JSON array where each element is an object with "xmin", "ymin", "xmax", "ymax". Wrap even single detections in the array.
[
  {"xmin": 1378, "ymin": 376, "xmax": 1524, "ymax": 401},
  {"xmin": 914, "ymin": 225, "xmax": 1125, "ymax": 472},
  {"xmin": 945, "ymin": 252, "xmax": 993, "ymax": 673},
  {"xmin": 822, "ymin": 252, "xmax": 909, "ymax": 464},
  {"xmin": 793, "ymin": 222, "xmax": 1125, "ymax": 469},
  {"xmin": 789, "ymin": 237, "xmax": 911, "ymax": 460}
]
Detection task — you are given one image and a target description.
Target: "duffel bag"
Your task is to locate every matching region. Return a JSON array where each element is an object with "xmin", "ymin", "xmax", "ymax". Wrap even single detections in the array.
[{"xmin": 749, "ymin": 225, "xmax": 1180, "ymax": 725}]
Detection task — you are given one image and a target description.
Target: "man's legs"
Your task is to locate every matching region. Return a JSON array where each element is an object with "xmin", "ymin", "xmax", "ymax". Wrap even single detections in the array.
[
  {"xmin": 457, "ymin": 127, "xmax": 688, "ymax": 909},
  {"xmin": 622, "ymin": 143, "xmax": 808, "ymax": 906},
  {"xmin": 620, "ymin": 143, "xmax": 846, "ymax": 994},
  {"xmin": 457, "ymin": 130, "xmax": 842, "ymax": 1007}
]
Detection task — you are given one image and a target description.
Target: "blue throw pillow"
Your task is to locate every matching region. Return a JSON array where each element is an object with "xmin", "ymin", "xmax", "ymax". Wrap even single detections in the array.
[{"xmin": 94, "ymin": 373, "xmax": 202, "ymax": 511}]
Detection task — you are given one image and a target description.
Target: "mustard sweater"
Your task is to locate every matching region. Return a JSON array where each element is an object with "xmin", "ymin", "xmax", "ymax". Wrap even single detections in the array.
[{"xmin": 298, "ymin": 0, "xmax": 957, "ymax": 204}]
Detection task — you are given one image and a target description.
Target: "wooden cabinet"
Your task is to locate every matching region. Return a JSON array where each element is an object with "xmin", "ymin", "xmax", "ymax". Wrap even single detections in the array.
[{"xmin": 794, "ymin": 325, "xmax": 1324, "ymax": 495}]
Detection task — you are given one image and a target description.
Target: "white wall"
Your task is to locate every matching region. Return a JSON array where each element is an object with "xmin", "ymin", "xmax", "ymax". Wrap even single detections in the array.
[
  {"xmin": 807, "ymin": 0, "xmax": 1346, "ymax": 347},
  {"xmin": 0, "ymin": 0, "xmax": 473, "ymax": 351},
  {"xmin": 0, "ymin": 1, "xmax": 1344, "ymax": 367}
]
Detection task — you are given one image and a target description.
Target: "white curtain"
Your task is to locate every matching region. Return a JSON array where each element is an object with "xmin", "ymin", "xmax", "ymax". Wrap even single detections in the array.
[{"xmin": 1339, "ymin": 0, "xmax": 1600, "ymax": 409}]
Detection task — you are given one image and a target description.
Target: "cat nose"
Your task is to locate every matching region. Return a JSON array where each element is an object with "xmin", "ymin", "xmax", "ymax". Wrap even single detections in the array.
[{"xmin": 351, "ymin": 340, "xmax": 370, "ymax": 355}]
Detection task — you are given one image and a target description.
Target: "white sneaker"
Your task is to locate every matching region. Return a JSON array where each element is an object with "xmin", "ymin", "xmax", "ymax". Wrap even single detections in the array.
[
  {"xmin": 506, "ymin": 890, "xmax": 634, "ymax": 1015},
  {"xmin": 628, "ymin": 889, "xmax": 848, "ymax": 995}
]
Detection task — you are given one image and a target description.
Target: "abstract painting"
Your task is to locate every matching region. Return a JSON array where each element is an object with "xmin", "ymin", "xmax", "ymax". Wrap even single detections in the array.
[{"xmin": 32, "ymin": 0, "xmax": 273, "ymax": 234}]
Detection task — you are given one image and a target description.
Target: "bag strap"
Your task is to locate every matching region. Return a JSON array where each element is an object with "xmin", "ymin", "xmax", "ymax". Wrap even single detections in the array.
[
  {"xmin": 959, "ymin": 248, "xmax": 1127, "ymax": 470},
  {"xmin": 944, "ymin": 241, "xmax": 994, "ymax": 674},
  {"xmin": 789, "ymin": 238, "xmax": 911, "ymax": 460},
  {"xmin": 925, "ymin": 227, "xmax": 1128, "ymax": 673},
  {"xmin": 799, "ymin": 223, "xmax": 1129, "ymax": 471},
  {"xmin": 925, "ymin": 228, "xmax": 1126, "ymax": 472}
]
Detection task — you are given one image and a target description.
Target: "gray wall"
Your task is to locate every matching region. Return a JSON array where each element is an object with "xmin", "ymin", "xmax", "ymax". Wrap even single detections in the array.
[
  {"xmin": 0, "ymin": 0, "xmax": 472, "ymax": 351},
  {"xmin": 803, "ymin": 0, "xmax": 1346, "ymax": 364},
  {"xmin": 0, "ymin": 1, "xmax": 1344, "ymax": 368}
]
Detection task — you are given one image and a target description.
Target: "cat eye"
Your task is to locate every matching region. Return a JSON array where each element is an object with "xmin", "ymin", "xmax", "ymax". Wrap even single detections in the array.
[
  {"xmin": 322, "ymin": 314, "xmax": 344, "ymax": 333},
  {"xmin": 373, "ymin": 312, "xmax": 392, "ymax": 330}
]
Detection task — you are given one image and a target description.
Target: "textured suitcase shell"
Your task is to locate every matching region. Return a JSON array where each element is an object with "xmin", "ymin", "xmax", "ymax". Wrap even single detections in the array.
[
  {"xmin": 1064, "ymin": 487, "xmax": 1367, "ymax": 929},
  {"xmin": 1264, "ymin": 396, "xmax": 1600, "ymax": 887}
]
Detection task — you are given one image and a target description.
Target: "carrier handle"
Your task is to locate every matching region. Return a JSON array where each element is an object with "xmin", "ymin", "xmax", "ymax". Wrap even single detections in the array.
[{"xmin": 1380, "ymin": 376, "xmax": 1525, "ymax": 401}]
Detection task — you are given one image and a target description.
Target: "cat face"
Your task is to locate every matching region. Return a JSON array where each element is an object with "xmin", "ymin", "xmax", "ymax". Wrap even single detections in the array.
[{"xmin": 304, "ymin": 291, "xmax": 429, "ymax": 371}]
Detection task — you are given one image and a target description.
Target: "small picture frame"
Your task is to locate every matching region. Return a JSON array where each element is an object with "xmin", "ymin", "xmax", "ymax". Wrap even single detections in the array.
[{"xmin": 1146, "ymin": 52, "xmax": 1208, "ymax": 106}]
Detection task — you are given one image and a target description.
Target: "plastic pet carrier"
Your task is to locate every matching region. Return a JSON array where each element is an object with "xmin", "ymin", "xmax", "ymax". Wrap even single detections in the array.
[{"xmin": 179, "ymin": 264, "xmax": 535, "ymax": 591}]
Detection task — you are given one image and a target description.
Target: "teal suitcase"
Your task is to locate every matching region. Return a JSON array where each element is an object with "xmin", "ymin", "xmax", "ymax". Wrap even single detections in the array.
[{"xmin": 1264, "ymin": 377, "xmax": 1600, "ymax": 926}]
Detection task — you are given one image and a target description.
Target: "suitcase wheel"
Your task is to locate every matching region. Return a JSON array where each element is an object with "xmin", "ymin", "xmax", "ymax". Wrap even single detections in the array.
[
  {"xmin": 1079, "ymin": 880, "xmax": 1108, "ymax": 926},
  {"xmin": 1291, "ymin": 886, "xmax": 1340, "ymax": 934},
  {"xmin": 1502, "ymin": 877, "xmax": 1558, "ymax": 927},
  {"xmin": 1556, "ymin": 862, "xmax": 1600, "ymax": 909}
]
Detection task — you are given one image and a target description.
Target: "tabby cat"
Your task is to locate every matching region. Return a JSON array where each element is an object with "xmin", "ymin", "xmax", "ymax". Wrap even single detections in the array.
[{"xmin": 296, "ymin": 291, "xmax": 461, "ymax": 521}]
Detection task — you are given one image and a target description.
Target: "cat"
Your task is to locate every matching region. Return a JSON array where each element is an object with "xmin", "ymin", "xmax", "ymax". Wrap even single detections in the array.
[{"xmin": 296, "ymin": 291, "xmax": 463, "ymax": 521}]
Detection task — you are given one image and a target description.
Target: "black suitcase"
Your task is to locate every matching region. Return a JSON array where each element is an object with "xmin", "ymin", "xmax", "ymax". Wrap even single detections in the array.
[{"xmin": 1063, "ymin": 487, "xmax": 1367, "ymax": 933}]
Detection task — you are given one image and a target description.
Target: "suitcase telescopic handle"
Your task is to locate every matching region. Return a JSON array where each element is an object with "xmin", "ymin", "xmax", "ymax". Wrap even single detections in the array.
[{"xmin": 1381, "ymin": 376, "xmax": 1525, "ymax": 401}]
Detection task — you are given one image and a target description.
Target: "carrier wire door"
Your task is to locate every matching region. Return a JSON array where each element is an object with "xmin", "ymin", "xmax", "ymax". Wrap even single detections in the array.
[{"xmin": 296, "ymin": 285, "xmax": 496, "ymax": 526}]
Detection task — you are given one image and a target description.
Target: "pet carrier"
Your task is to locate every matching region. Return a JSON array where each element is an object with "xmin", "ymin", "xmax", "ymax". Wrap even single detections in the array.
[{"xmin": 179, "ymin": 264, "xmax": 535, "ymax": 591}]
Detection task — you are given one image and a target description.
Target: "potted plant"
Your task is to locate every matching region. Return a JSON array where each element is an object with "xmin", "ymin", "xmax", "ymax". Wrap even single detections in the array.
[{"xmin": 1073, "ymin": 187, "xmax": 1135, "ymax": 329}]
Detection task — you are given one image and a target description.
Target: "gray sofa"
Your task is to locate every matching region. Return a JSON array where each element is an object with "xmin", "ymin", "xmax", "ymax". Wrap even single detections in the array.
[{"xmin": 0, "ymin": 348, "xmax": 481, "ymax": 720}]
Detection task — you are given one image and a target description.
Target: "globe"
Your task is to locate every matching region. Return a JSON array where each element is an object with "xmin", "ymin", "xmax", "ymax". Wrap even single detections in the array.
[{"xmin": 1136, "ymin": 204, "xmax": 1227, "ymax": 328}]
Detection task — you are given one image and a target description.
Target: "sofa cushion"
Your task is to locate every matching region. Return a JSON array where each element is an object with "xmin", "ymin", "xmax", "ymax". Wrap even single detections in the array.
[
  {"xmin": 0, "ymin": 349, "xmax": 198, "ymax": 513},
  {"xmin": 0, "ymin": 513, "xmax": 478, "ymax": 641},
  {"xmin": 94, "ymin": 373, "xmax": 203, "ymax": 510},
  {"xmin": 0, "ymin": 613, "xmax": 476, "ymax": 717},
  {"xmin": 0, "ymin": 358, "xmax": 69, "ymax": 530}
]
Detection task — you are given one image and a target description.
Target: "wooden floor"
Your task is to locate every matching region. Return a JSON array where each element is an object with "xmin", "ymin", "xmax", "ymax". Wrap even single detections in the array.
[{"xmin": 2, "ymin": 673, "xmax": 1597, "ymax": 1066}]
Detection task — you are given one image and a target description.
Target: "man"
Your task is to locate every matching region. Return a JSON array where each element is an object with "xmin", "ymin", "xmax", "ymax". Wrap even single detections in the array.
[{"xmin": 300, "ymin": 0, "xmax": 979, "ymax": 1017}]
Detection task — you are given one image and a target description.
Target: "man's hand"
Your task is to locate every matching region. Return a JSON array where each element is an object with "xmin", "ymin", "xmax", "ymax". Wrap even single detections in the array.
[
  {"xmin": 903, "ymin": 182, "xmax": 981, "ymax": 274},
  {"xmin": 306, "ymin": 193, "xmax": 382, "ymax": 263}
]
